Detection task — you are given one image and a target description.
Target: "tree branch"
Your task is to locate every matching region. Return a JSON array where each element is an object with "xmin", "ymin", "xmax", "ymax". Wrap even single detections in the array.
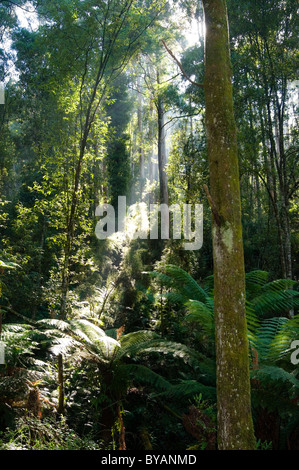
[
  {"xmin": 161, "ymin": 40, "xmax": 204, "ymax": 89},
  {"xmin": 2, "ymin": 306, "xmax": 37, "ymax": 326},
  {"xmin": 162, "ymin": 111, "xmax": 201, "ymax": 130}
]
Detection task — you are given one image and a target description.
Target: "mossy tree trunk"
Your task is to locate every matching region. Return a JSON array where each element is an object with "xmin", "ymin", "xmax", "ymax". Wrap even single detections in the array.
[{"xmin": 202, "ymin": 0, "xmax": 256, "ymax": 450}]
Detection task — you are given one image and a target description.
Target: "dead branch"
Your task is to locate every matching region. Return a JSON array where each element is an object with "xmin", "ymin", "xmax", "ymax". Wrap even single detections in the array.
[{"xmin": 161, "ymin": 40, "xmax": 204, "ymax": 89}]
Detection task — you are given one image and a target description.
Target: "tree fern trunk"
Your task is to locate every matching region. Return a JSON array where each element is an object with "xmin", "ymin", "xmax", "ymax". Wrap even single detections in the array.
[
  {"xmin": 202, "ymin": 0, "xmax": 256, "ymax": 450},
  {"xmin": 148, "ymin": 99, "xmax": 155, "ymax": 206}
]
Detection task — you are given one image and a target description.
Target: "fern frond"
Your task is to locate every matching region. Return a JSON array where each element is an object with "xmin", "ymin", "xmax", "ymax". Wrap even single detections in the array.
[
  {"xmin": 246, "ymin": 270, "xmax": 269, "ymax": 286},
  {"xmin": 163, "ymin": 265, "xmax": 208, "ymax": 303},
  {"xmin": 1, "ymin": 324, "xmax": 33, "ymax": 333},
  {"xmin": 251, "ymin": 365, "xmax": 299, "ymax": 389},
  {"xmin": 94, "ymin": 335, "xmax": 121, "ymax": 360},
  {"xmin": 0, "ymin": 260, "xmax": 19, "ymax": 269},
  {"xmin": 160, "ymin": 291, "xmax": 186, "ymax": 304},
  {"xmin": 131, "ymin": 339, "xmax": 210, "ymax": 373},
  {"xmin": 252, "ymin": 290, "xmax": 299, "ymax": 317},
  {"xmin": 255, "ymin": 317, "xmax": 289, "ymax": 361},
  {"xmin": 49, "ymin": 336, "xmax": 78, "ymax": 357},
  {"xmin": 37, "ymin": 319, "xmax": 72, "ymax": 332},
  {"xmin": 118, "ymin": 330, "xmax": 160, "ymax": 359},
  {"xmin": 203, "ymin": 275, "xmax": 214, "ymax": 295},
  {"xmin": 68, "ymin": 319, "xmax": 106, "ymax": 343},
  {"xmin": 262, "ymin": 279, "xmax": 298, "ymax": 292},
  {"xmin": 245, "ymin": 301, "xmax": 260, "ymax": 333},
  {"xmin": 266, "ymin": 314, "xmax": 299, "ymax": 361},
  {"xmin": 151, "ymin": 380, "xmax": 216, "ymax": 401},
  {"xmin": 184, "ymin": 300, "xmax": 214, "ymax": 334},
  {"xmin": 143, "ymin": 271, "xmax": 174, "ymax": 288},
  {"xmin": 245, "ymin": 270, "xmax": 269, "ymax": 300}
]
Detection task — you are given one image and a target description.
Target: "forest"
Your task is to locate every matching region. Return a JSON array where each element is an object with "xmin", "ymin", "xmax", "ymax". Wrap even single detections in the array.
[{"xmin": 0, "ymin": 0, "xmax": 298, "ymax": 452}]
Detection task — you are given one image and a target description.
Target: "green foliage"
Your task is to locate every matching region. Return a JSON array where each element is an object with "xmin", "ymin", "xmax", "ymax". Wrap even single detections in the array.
[
  {"xmin": 35, "ymin": 317, "xmax": 210, "ymax": 393},
  {"xmin": 0, "ymin": 415, "xmax": 99, "ymax": 450},
  {"xmin": 107, "ymin": 137, "xmax": 131, "ymax": 209}
]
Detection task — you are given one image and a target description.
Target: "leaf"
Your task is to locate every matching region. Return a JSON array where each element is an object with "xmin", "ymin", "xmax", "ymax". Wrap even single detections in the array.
[
  {"xmin": 95, "ymin": 335, "xmax": 120, "ymax": 359},
  {"xmin": 252, "ymin": 290, "xmax": 299, "ymax": 317},
  {"xmin": 151, "ymin": 380, "xmax": 216, "ymax": 401},
  {"xmin": 120, "ymin": 364, "xmax": 172, "ymax": 392},
  {"xmin": 251, "ymin": 365, "xmax": 299, "ymax": 389},
  {"xmin": 184, "ymin": 299, "xmax": 214, "ymax": 334}
]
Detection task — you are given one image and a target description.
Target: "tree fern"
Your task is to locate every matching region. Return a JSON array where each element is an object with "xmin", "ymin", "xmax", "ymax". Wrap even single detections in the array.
[
  {"xmin": 29, "ymin": 318, "xmax": 216, "ymax": 405},
  {"xmin": 146, "ymin": 261, "xmax": 299, "ymax": 414},
  {"xmin": 150, "ymin": 380, "xmax": 216, "ymax": 402},
  {"xmin": 147, "ymin": 265, "xmax": 261, "ymax": 348},
  {"xmin": 37, "ymin": 318, "xmax": 120, "ymax": 360},
  {"xmin": 1, "ymin": 323, "xmax": 38, "ymax": 363},
  {"xmin": 145, "ymin": 265, "xmax": 208, "ymax": 304},
  {"xmin": 254, "ymin": 317, "xmax": 290, "ymax": 362},
  {"xmin": 0, "ymin": 324, "xmax": 50, "ymax": 405},
  {"xmin": 183, "ymin": 300, "xmax": 214, "ymax": 336}
]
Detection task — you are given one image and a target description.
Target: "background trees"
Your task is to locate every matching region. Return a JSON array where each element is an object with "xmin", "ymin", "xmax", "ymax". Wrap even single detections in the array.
[{"xmin": 228, "ymin": 0, "xmax": 299, "ymax": 280}]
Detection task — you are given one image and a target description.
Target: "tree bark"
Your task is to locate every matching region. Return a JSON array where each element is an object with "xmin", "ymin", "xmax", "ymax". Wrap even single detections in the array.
[{"xmin": 202, "ymin": 0, "xmax": 256, "ymax": 450}]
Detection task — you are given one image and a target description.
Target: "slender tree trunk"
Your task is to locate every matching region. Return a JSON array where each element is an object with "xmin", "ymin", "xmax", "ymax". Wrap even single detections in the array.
[
  {"xmin": 259, "ymin": 106, "xmax": 287, "ymax": 278},
  {"xmin": 282, "ymin": 202, "xmax": 292, "ymax": 280},
  {"xmin": 32, "ymin": 217, "xmax": 46, "ymax": 321},
  {"xmin": 202, "ymin": 0, "xmax": 256, "ymax": 450},
  {"xmin": 137, "ymin": 76, "xmax": 145, "ymax": 199},
  {"xmin": 117, "ymin": 403, "xmax": 126, "ymax": 450},
  {"xmin": 277, "ymin": 107, "xmax": 292, "ymax": 280},
  {"xmin": 255, "ymin": 36, "xmax": 293, "ymax": 280},
  {"xmin": 156, "ymin": 74, "xmax": 169, "ymax": 205},
  {"xmin": 57, "ymin": 353, "xmax": 65, "ymax": 415},
  {"xmin": 148, "ymin": 99, "xmax": 155, "ymax": 206}
]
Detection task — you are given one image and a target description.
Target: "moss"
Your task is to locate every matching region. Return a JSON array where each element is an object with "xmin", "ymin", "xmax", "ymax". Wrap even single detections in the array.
[{"xmin": 221, "ymin": 222, "xmax": 234, "ymax": 253}]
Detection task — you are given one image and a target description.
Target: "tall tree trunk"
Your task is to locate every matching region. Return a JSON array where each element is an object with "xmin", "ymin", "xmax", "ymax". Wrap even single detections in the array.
[
  {"xmin": 57, "ymin": 353, "xmax": 65, "ymax": 415},
  {"xmin": 117, "ymin": 403, "xmax": 126, "ymax": 450},
  {"xmin": 148, "ymin": 99, "xmax": 155, "ymax": 206},
  {"xmin": 137, "ymin": 76, "xmax": 145, "ymax": 199},
  {"xmin": 32, "ymin": 217, "xmax": 46, "ymax": 321},
  {"xmin": 156, "ymin": 73, "xmax": 169, "ymax": 205},
  {"xmin": 202, "ymin": 0, "xmax": 256, "ymax": 450}
]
